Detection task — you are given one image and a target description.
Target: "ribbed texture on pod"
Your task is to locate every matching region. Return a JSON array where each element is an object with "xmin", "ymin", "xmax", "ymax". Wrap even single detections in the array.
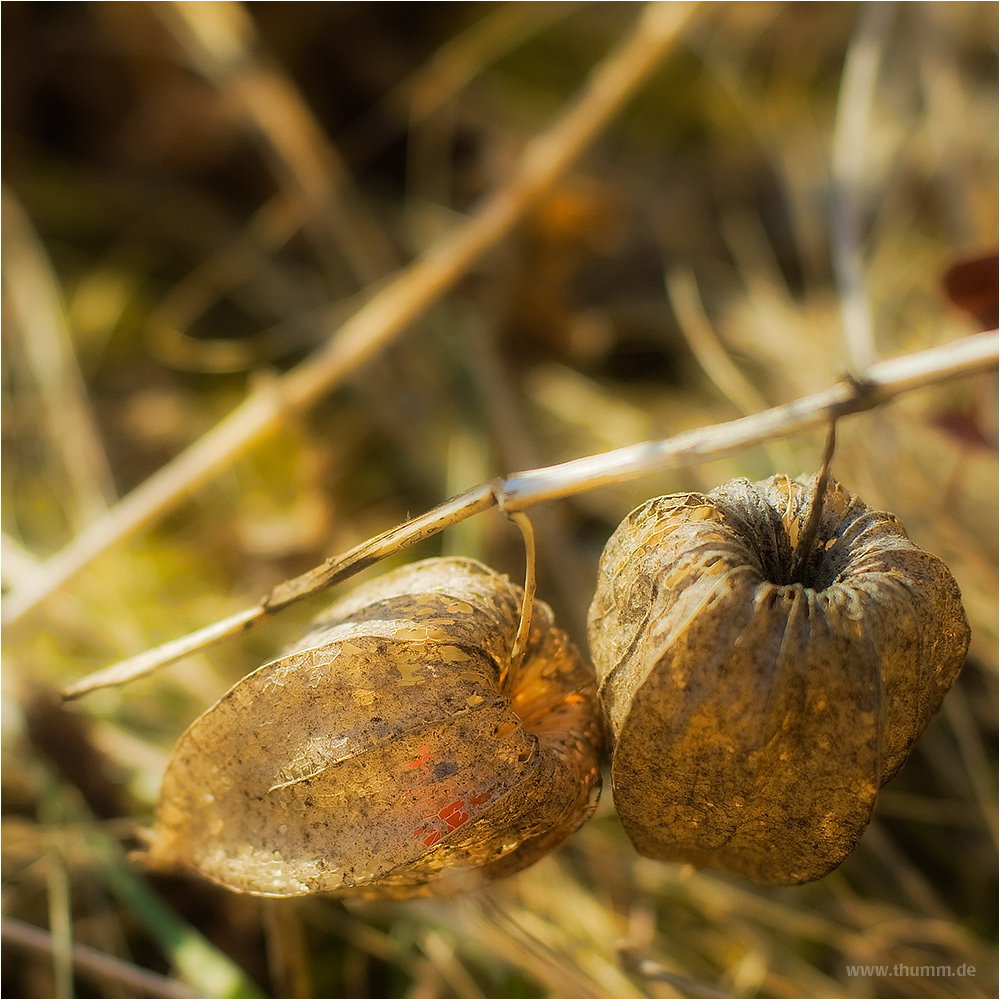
[
  {"xmin": 148, "ymin": 557, "xmax": 602, "ymax": 898},
  {"xmin": 588, "ymin": 474, "xmax": 970, "ymax": 885}
]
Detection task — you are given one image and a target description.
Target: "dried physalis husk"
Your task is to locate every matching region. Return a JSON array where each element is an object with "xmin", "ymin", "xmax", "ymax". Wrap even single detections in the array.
[
  {"xmin": 146, "ymin": 557, "xmax": 602, "ymax": 898},
  {"xmin": 588, "ymin": 474, "xmax": 970, "ymax": 885}
]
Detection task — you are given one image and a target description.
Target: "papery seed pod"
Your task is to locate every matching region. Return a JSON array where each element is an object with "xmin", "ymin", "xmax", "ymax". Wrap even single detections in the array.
[
  {"xmin": 146, "ymin": 557, "xmax": 602, "ymax": 898},
  {"xmin": 588, "ymin": 474, "xmax": 970, "ymax": 885}
]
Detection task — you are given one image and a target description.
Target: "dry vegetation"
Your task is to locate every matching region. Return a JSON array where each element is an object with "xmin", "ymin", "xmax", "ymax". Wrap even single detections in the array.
[{"xmin": 2, "ymin": 3, "xmax": 997, "ymax": 998}]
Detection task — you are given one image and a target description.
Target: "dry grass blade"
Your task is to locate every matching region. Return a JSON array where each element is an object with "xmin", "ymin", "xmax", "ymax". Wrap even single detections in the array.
[
  {"xmin": 146, "ymin": 196, "xmax": 307, "ymax": 374},
  {"xmin": 364, "ymin": 2, "xmax": 580, "ymax": 149},
  {"xmin": 160, "ymin": 0, "xmax": 396, "ymax": 285},
  {"xmin": 2, "ymin": 915, "xmax": 199, "ymax": 999},
  {"xmin": 2, "ymin": 189, "xmax": 116, "ymax": 526},
  {"xmin": 664, "ymin": 267, "xmax": 770, "ymax": 418},
  {"xmin": 941, "ymin": 689, "xmax": 999, "ymax": 847},
  {"xmin": 664, "ymin": 265, "xmax": 798, "ymax": 472},
  {"xmin": 831, "ymin": 1, "xmax": 893, "ymax": 370},
  {"xmin": 2, "ymin": 1, "xmax": 698, "ymax": 629}
]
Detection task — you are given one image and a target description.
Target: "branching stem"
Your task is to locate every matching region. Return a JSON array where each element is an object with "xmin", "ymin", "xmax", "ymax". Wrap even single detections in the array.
[{"xmin": 59, "ymin": 330, "xmax": 998, "ymax": 700}]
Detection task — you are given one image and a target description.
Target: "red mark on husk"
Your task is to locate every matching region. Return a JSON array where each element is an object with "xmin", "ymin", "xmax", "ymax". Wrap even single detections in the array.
[
  {"xmin": 438, "ymin": 799, "xmax": 469, "ymax": 831},
  {"xmin": 406, "ymin": 746, "xmax": 433, "ymax": 772}
]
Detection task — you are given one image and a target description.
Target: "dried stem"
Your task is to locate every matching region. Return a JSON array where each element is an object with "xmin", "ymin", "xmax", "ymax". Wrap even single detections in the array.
[
  {"xmin": 506, "ymin": 512, "xmax": 537, "ymax": 684},
  {"xmin": 60, "ymin": 330, "xmax": 998, "ymax": 700},
  {"xmin": 3, "ymin": 1, "xmax": 697, "ymax": 630},
  {"xmin": 498, "ymin": 330, "xmax": 997, "ymax": 509},
  {"xmin": 789, "ymin": 421, "xmax": 838, "ymax": 584},
  {"xmin": 1, "ymin": 915, "xmax": 198, "ymax": 999},
  {"xmin": 61, "ymin": 482, "xmax": 499, "ymax": 699}
]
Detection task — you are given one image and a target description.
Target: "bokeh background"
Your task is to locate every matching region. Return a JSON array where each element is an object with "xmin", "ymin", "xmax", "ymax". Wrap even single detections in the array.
[{"xmin": 2, "ymin": 3, "xmax": 997, "ymax": 997}]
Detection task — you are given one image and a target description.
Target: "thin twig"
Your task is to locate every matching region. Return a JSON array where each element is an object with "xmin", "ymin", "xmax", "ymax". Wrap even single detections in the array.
[
  {"xmin": 60, "ymin": 330, "xmax": 998, "ymax": 700},
  {"xmin": 3, "ymin": 1, "xmax": 697, "ymax": 630},
  {"xmin": 262, "ymin": 482, "xmax": 501, "ymax": 611},
  {"xmin": 62, "ymin": 483, "xmax": 499, "ymax": 698},
  {"xmin": 499, "ymin": 329, "xmax": 997, "ymax": 509},
  {"xmin": 60, "ymin": 605, "xmax": 266, "ymax": 701}
]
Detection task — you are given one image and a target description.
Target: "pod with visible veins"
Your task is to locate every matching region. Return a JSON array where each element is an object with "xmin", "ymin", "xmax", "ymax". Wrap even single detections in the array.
[
  {"xmin": 588, "ymin": 474, "xmax": 970, "ymax": 885},
  {"xmin": 149, "ymin": 557, "xmax": 602, "ymax": 898}
]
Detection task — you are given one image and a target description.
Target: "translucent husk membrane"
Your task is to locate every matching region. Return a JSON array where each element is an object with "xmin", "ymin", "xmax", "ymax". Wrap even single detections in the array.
[{"xmin": 147, "ymin": 557, "xmax": 602, "ymax": 898}]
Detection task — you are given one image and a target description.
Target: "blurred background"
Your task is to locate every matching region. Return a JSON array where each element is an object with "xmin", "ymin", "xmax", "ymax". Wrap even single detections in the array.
[{"xmin": 2, "ymin": 3, "xmax": 997, "ymax": 997}]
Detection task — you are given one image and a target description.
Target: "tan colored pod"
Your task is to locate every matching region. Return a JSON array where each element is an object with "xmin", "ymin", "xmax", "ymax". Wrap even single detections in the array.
[
  {"xmin": 148, "ymin": 557, "xmax": 602, "ymax": 898},
  {"xmin": 588, "ymin": 474, "xmax": 970, "ymax": 885}
]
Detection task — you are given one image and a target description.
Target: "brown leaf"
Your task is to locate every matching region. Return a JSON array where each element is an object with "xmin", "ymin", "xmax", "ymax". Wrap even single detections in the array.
[{"xmin": 942, "ymin": 250, "xmax": 999, "ymax": 331}]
